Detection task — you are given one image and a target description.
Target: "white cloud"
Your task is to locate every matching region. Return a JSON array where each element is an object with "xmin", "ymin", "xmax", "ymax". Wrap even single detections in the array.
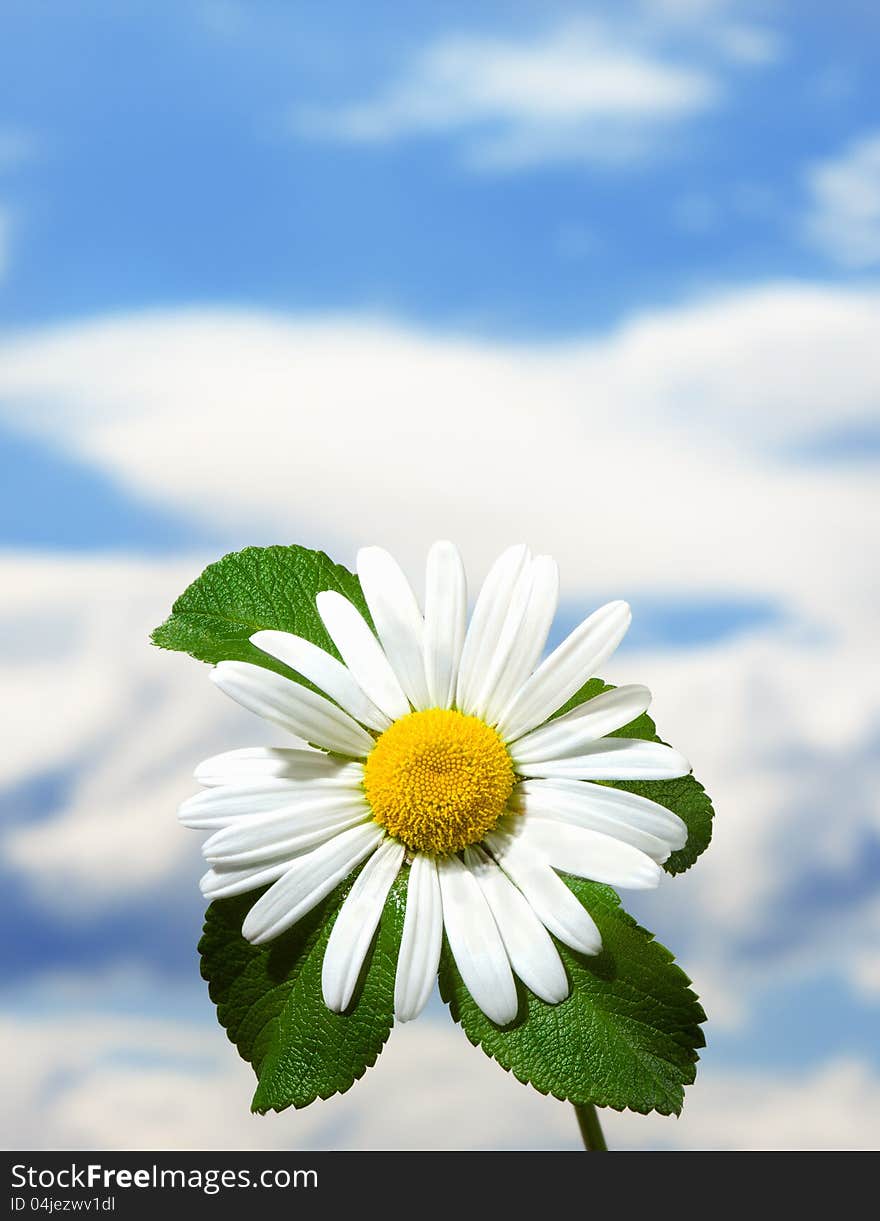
[
  {"xmin": 802, "ymin": 131, "xmax": 880, "ymax": 268},
  {"xmin": 292, "ymin": 21, "xmax": 718, "ymax": 170},
  {"xmin": 850, "ymin": 905, "xmax": 880, "ymax": 1000},
  {"xmin": 0, "ymin": 284, "xmax": 877, "ymax": 624},
  {"xmin": 3, "ymin": 984, "xmax": 878, "ymax": 1150}
]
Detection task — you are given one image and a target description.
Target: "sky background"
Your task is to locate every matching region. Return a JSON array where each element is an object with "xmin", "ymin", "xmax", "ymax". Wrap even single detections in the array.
[{"xmin": 1, "ymin": 0, "xmax": 879, "ymax": 1150}]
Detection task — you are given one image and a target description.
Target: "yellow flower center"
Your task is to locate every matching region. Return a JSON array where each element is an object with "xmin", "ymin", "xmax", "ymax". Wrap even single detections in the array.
[{"xmin": 363, "ymin": 708, "xmax": 516, "ymax": 855}]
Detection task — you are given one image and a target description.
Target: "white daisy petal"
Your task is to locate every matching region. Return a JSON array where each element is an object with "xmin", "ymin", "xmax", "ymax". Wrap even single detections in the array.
[
  {"xmin": 423, "ymin": 540, "xmax": 467, "ymax": 708},
  {"xmin": 316, "ymin": 591, "xmax": 410, "ymax": 721},
  {"xmin": 211, "ymin": 661, "xmax": 376, "ymax": 757},
  {"xmin": 467, "ymin": 559, "xmax": 534, "ymax": 721},
  {"xmin": 516, "ymin": 816, "xmax": 663, "ymax": 889},
  {"xmin": 180, "ymin": 775, "xmax": 364, "ymax": 830},
  {"xmin": 200, "ymin": 859, "xmax": 293, "ymax": 900},
  {"xmin": 395, "ymin": 853, "xmax": 443, "ymax": 1022},
  {"xmin": 516, "ymin": 737, "xmax": 691, "ymax": 780},
  {"xmin": 242, "ymin": 822, "xmax": 384, "ymax": 945},
  {"xmin": 322, "ymin": 837, "xmax": 405, "ymax": 1012},
  {"xmin": 455, "ymin": 544, "xmax": 530, "ymax": 715},
  {"xmin": 437, "ymin": 854, "xmax": 519, "ymax": 1026},
  {"xmin": 511, "ymin": 802, "xmax": 669, "ymax": 865},
  {"xmin": 513, "ymin": 778, "xmax": 688, "ymax": 859},
  {"xmin": 485, "ymin": 828, "xmax": 602, "ymax": 956},
  {"xmin": 202, "ymin": 794, "xmax": 371, "ymax": 865},
  {"xmin": 482, "ymin": 556, "xmax": 559, "ymax": 726},
  {"xmin": 463, "ymin": 845, "xmax": 568, "ymax": 1005},
  {"xmin": 193, "ymin": 746, "xmax": 340, "ymax": 788},
  {"xmin": 182, "ymin": 779, "xmax": 318, "ymax": 825},
  {"xmin": 496, "ymin": 600, "xmax": 632, "ymax": 742},
  {"xmin": 357, "ymin": 546, "xmax": 431, "ymax": 711},
  {"xmin": 250, "ymin": 630, "xmax": 390, "ymax": 732},
  {"xmin": 509, "ymin": 684, "xmax": 652, "ymax": 762}
]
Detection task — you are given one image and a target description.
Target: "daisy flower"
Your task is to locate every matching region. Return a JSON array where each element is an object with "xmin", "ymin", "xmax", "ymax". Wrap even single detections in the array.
[{"xmin": 180, "ymin": 543, "xmax": 690, "ymax": 1027}]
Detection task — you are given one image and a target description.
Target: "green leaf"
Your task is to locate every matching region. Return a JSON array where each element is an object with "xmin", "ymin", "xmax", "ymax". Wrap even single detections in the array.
[
  {"xmin": 550, "ymin": 678, "xmax": 714, "ymax": 875},
  {"xmin": 439, "ymin": 876, "xmax": 705, "ymax": 1116},
  {"xmin": 150, "ymin": 544, "xmax": 370, "ymax": 681},
  {"xmin": 200, "ymin": 869, "xmax": 407, "ymax": 1113}
]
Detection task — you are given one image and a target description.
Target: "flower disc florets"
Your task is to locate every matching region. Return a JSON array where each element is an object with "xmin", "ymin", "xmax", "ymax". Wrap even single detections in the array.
[{"xmin": 363, "ymin": 708, "xmax": 516, "ymax": 855}]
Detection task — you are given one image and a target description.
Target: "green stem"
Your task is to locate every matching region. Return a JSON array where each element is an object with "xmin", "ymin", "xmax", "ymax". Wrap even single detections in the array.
[{"xmin": 574, "ymin": 1102, "xmax": 608, "ymax": 1151}]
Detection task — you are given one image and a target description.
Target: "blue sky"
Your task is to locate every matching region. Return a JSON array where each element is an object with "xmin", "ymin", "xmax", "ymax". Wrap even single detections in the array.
[{"xmin": 1, "ymin": 1, "xmax": 879, "ymax": 1150}]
